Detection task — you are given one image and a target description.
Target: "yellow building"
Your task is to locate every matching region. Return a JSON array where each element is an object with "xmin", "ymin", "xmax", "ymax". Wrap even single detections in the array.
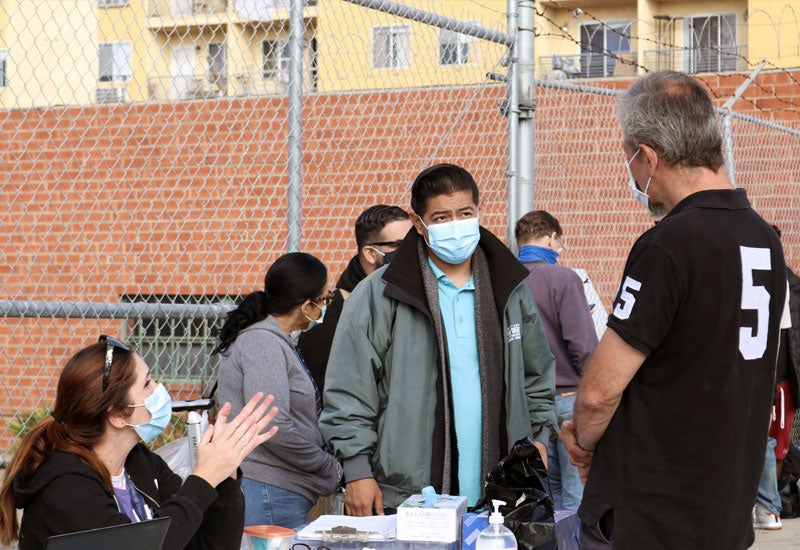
[{"xmin": 0, "ymin": 0, "xmax": 797, "ymax": 108}]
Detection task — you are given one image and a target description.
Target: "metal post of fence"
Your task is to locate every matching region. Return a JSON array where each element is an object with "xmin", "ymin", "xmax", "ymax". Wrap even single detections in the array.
[
  {"xmin": 286, "ymin": 0, "xmax": 305, "ymax": 252},
  {"xmin": 721, "ymin": 59, "xmax": 767, "ymax": 188},
  {"xmin": 506, "ymin": 0, "xmax": 519, "ymax": 248},
  {"xmin": 516, "ymin": 0, "xmax": 536, "ymax": 222}
]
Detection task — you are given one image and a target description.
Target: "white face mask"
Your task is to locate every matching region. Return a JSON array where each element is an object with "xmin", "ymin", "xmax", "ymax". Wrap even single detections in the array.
[{"xmin": 625, "ymin": 149, "xmax": 665, "ymax": 218}]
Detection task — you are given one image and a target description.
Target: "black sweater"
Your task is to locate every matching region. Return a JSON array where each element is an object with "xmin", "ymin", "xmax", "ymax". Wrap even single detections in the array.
[{"xmin": 12, "ymin": 443, "xmax": 244, "ymax": 550}]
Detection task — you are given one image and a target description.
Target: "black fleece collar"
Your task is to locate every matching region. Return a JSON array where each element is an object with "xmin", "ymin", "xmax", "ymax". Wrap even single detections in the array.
[{"xmin": 337, "ymin": 255, "xmax": 368, "ymax": 293}]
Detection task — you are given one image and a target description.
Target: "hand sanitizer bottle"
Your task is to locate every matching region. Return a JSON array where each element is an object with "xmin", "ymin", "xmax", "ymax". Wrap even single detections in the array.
[
  {"xmin": 186, "ymin": 411, "xmax": 203, "ymax": 470},
  {"xmin": 475, "ymin": 500, "xmax": 517, "ymax": 550}
]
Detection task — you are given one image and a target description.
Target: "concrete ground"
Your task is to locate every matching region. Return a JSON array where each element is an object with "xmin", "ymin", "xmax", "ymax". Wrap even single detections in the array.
[{"xmin": 751, "ymin": 516, "xmax": 800, "ymax": 549}]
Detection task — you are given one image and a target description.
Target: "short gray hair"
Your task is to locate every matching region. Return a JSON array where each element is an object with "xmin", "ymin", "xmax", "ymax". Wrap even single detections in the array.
[{"xmin": 618, "ymin": 70, "xmax": 723, "ymax": 170}]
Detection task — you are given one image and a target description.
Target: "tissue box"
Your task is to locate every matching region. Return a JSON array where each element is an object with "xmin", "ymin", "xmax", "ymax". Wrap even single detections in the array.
[
  {"xmin": 460, "ymin": 511, "xmax": 489, "ymax": 550},
  {"xmin": 397, "ymin": 493, "xmax": 468, "ymax": 543}
]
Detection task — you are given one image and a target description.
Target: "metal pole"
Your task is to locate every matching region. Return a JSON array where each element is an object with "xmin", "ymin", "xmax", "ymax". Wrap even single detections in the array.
[
  {"xmin": 516, "ymin": 0, "xmax": 536, "ymax": 220},
  {"xmin": 286, "ymin": 0, "xmax": 305, "ymax": 252},
  {"xmin": 506, "ymin": 0, "xmax": 519, "ymax": 248},
  {"xmin": 721, "ymin": 59, "xmax": 767, "ymax": 188},
  {"xmin": 721, "ymin": 112, "xmax": 735, "ymax": 187},
  {"xmin": 342, "ymin": 0, "xmax": 512, "ymax": 46}
]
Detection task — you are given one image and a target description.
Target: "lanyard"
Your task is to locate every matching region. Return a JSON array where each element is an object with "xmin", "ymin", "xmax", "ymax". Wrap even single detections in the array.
[
  {"xmin": 125, "ymin": 471, "xmax": 149, "ymax": 522},
  {"xmin": 293, "ymin": 346, "xmax": 322, "ymax": 415}
]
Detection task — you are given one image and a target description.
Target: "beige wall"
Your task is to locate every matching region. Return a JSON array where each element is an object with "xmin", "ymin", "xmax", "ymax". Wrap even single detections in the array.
[
  {"xmin": 5, "ymin": 0, "xmax": 98, "ymax": 108},
  {"xmin": 0, "ymin": 0, "xmax": 798, "ymax": 107},
  {"xmin": 316, "ymin": 0, "xmax": 508, "ymax": 92},
  {"xmin": 748, "ymin": 0, "xmax": 800, "ymax": 69}
]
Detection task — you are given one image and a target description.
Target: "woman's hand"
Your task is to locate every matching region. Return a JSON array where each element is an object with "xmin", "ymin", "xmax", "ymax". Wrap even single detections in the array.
[{"xmin": 192, "ymin": 392, "xmax": 279, "ymax": 487}]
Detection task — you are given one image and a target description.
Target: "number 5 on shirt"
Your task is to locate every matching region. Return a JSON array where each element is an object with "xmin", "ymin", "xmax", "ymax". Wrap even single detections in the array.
[
  {"xmin": 739, "ymin": 246, "xmax": 771, "ymax": 361},
  {"xmin": 613, "ymin": 276, "xmax": 642, "ymax": 321}
]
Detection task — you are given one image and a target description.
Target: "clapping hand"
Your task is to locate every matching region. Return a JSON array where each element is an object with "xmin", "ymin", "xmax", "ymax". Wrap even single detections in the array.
[{"xmin": 193, "ymin": 392, "xmax": 279, "ymax": 487}]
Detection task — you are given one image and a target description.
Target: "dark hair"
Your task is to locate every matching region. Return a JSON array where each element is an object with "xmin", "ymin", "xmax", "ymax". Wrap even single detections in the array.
[
  {"xmin": 354, "ymin": 205, "xmax": 410, "ymax": 250},
  {"xmin": 515, "ymin": 210, "xmax": 562, "ymax": 243},
  {"xmin": 410, "ymin": 164, "xmax": 480, "ymax": 216},
  {"xmin": 214, "ymin": 252, "xmax": 327, "ymax": 353},
  {"xmin": 618, "ymin": 70, "xmax": 723, "ymax": 170},
  {"xmin": 771, "ymin": 224, "xmax": 782, "ymax": 239},
  {"xmin": 0, "ymin": 341, "xmax": 138, "ymax": 545}
]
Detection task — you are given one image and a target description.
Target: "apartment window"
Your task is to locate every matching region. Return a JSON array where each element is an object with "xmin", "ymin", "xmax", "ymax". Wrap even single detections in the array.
[
  {"xmin": 262, "ymin": 38, "xmax": 290, "ymax": 80},
  {"xmin": 98, "ymin": 42, "xmax": 132, "ymax": 82},
  {"xmin": 98, "ymin": 0, "xmax": 129, "ymax": 7},
  {"xmin": 123, "ymin": 294, "xmax": 234, "ymax": 381},
  {"xmin": 439, "ymin": 23, "xmax": 476, "ymax": 66},
  {"xmin": 685, "ymin": 14, "xmax": 737, "ymax": 73},
  {"xmin": 309, "ymin": 36, "xmax": 318, "ymax": 91},
  {"xmin": 579, "ymin": 21, "xmax": 631, "ymax": 78},
  {"xmin": 373, "ymin": 25, "xmax": 411, "ymax": 69},
  {"xmin": 207, "ymin": 42, "xmax": 227, "ymax": 87},
  {"xmin": 0, "ymin": 50, "xmax": 6, "ymax": 88}
]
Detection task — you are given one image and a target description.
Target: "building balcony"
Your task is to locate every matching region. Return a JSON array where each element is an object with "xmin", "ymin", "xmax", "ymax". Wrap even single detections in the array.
[
  {"xmin": 148, "ymin": 74, "xmax": 228, "ymax": 101},
  {"xmin": 641, "ymin": 44, "xmax": 749, "ymax": 74},
  {"xmin": 149, "ymin": 0, "xmax": 227, "ymax": 17},
  {"xmin": 147, "ymin": 69, "xmax": 317, "ymax": 101},
  {"xmin": 538, "ymin": 52, "xmax": 637, "ymax": 79},
  {"xmin": 147, "ymin": 0, "xmax": 228, "ymax": 29}
]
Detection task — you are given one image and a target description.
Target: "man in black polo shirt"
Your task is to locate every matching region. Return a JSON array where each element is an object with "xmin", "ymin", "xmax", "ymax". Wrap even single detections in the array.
[{"xmin": 560, "ymin": 70, "xmax": 787, "ymax": 549}]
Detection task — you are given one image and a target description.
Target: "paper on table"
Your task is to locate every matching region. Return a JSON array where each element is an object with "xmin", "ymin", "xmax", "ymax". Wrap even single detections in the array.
[{"xmin": 296, "ymin": 514, "xmax": 397, "ymax": 541}]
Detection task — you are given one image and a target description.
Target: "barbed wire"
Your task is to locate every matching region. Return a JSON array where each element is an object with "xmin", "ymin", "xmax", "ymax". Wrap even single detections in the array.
[{"xmin": 463, "ymin": 0, "xmax": 508, "ymax": 18}]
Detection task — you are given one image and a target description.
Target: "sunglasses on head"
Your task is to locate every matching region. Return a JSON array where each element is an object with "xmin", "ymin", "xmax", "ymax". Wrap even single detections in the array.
[{"xmin": 98, "ymin": 335, "xmax": 130, "ymax": 393}]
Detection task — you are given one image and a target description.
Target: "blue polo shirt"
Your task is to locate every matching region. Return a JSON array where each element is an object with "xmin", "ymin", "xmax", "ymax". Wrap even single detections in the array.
[{"xmin": 427, "ymin": 258, "xmax": 482, "ymax": 506}]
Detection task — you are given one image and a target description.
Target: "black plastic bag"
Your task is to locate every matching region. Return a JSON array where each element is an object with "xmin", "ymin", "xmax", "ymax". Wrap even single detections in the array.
[
  {"xmin": 481, "ymin": 437, "xmax": 556, "ymax": 550},
  {"xmin": 779, "ymin": 444, "xmax": 800, "ymax": 518}
]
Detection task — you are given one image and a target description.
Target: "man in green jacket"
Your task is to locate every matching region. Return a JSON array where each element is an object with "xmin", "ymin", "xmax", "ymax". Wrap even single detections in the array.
[{"xmin": 319, "ymin": 163, "xmax": 557, "ymax": 515}]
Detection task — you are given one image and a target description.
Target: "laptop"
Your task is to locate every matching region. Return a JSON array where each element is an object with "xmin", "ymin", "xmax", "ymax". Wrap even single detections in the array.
[{"xmin": 43, "ymin": 517, "xmax": 171, "ymax": 550}]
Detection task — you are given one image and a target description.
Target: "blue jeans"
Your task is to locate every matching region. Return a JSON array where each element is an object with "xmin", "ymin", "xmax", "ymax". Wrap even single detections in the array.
[
  {"xmin": 756, "ymin": 437, "xmax": 782, "ymax": 515},
  {"xmin": 547, "ymin": 393, "xmax": 584, "ymax": 510},
  {"xmin": 241, "ymin": 477, "xmax": 313, "ymax": 528}
]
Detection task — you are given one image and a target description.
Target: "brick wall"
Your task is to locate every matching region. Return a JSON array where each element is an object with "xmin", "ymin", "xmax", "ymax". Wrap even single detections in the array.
[{"xmin": 0, "ymin": 70, "xmax": 798, "ymax": 454}]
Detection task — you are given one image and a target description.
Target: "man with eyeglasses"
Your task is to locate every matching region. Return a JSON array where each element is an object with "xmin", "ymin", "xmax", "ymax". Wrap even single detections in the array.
[
  {"xmin": 320, "ymin": 164, "xmax": 556, "ymax": 515},
  {"xmin": 299, "ymin": 205, "xmax": 411, "ymax": 391}
]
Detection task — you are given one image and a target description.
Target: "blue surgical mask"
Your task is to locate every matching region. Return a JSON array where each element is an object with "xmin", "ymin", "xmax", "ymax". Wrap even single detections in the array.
[
  {"xmin": 304, "ymin": 303, "xmax": 327, "ymax": 331},
  {"xmin": 420, "ymin": 217, "xmax": 480, "ymax": 265},
  {"xmin": 125, "ymin": 383, "xmax": 172, "ymax": 444}
]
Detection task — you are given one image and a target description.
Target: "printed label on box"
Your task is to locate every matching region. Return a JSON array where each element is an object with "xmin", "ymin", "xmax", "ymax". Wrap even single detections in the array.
[{"xmin": 397, "ymin": 494, "xmax": 468, "ymax": 543}]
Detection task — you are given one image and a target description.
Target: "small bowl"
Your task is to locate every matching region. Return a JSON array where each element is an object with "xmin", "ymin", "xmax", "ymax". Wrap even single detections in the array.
[{"xmin": 243, "ymin": 525, "xmax": 295, "ymax": 550}]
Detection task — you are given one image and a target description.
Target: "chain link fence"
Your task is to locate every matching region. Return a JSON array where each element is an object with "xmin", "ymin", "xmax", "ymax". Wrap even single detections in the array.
[{"xmin": 0, "ymin": 0, "xmax": 799, "ymax": 462}]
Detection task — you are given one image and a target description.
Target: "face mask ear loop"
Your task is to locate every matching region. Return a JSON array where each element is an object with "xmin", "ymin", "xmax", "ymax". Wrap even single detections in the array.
[
  {"xmin": 418, "ymin": 217, "xmax": 433, "ymax": 249},
  {"xmin": 642, "ymin": 155, "xmax": 657, "ymax": 196},
  {"xmin": 301, "ymin": 302, "xmax": 315, "ymax": 323}
]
